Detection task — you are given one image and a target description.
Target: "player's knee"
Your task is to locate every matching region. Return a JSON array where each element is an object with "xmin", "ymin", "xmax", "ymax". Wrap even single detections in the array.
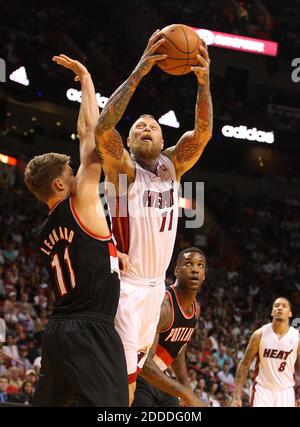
[{"xmin": 128, "ymin": 381, "xmax": 136, "ymax": 406}]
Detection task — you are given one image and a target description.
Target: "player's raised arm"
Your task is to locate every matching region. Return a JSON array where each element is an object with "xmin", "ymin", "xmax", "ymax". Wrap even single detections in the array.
[
  {"xmin": 95, "ymin": 30, "xmax": 167, "ymax": 181},
  {"xmin": 52, "ymin": 54, "xmax": 109, "ymax": 236},
  {"xmin": 163, "ymin": 41, "xmax": 212, "ymax": 180},
  {"xmin": 231, "ymin": 329, "xmax": 262, "ymax": 407},
  {"xmin": 52, "ymin": 55, "xmax": 99, "ymax": 163}
]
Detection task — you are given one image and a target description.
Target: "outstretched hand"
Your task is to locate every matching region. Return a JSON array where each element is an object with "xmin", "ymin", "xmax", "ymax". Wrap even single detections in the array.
[
  {"xmin": 52, "ymin": 54, "xmax": 89, "ymax": 81},
  {"xmin": 134, "ymin": 29, "xmax": 167, "ymax": 77},
  {"xmin": 190, "ymin": 41, "xmax": 210, "ymax": 85}
]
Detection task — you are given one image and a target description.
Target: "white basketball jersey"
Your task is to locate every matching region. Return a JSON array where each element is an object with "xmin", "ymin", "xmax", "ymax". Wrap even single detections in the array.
[
  {"xmin": 255, "ymin": 323, "xmax": 299, "ymax": 391},
  {"xmin": 112, "ymin": 155, "xmax": 178, "ymax": 280}
]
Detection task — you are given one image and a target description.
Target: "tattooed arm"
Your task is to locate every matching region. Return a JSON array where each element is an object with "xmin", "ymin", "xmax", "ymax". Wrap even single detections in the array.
[
  {"xmin": 163, "ymin": 42, "xmax": 212, "ymax": 180},
  {"xmin": 95, "ymin": 30, "xmax": 167, "ymax": 186},
  {"xmin": 231, "ymin": 328, "xmax": 262, "ymax": 407}
]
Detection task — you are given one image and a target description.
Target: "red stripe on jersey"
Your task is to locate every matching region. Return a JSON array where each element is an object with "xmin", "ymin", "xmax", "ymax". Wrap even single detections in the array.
[
  {"xmin": 249, "ymin": 354, "xmax": 260, "ymax": 406},
  {"xmin": 171, "ymin": 285, "xmax": 195, "ymax": 319},
  {"xmin": 249, "ymin": 381, "xmax": 256, "ymax": 407},
  {"xmin": 252, "ymin": 354, "xmax": 260, "ymax": 382},
  {"xmin": 156, "ymin": 343, "xmax": 174, "ymax": 368},
  {"xmin": 70, "ymin": 197, "xmax": 111, "ymax": 240},
  {"xmin": 48, "ymin": 198, "xmax": 65, "ymax": 215},
  {"xmin": 112, "ymin": 196, "xmax": 130, "ymax": 254}
]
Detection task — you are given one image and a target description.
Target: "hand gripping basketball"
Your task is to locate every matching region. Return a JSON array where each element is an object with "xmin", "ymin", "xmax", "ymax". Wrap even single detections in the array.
[
  {"xmin": 134, "ymin": 30, "xmax": 167, "ymax": 78},
  {"xmin": 190, "ymin": 43, "xmax": 210, "ymax": 86},
  {"xmin": 155, "ymin": 24, "xmax": 205, "ymax": 76}
]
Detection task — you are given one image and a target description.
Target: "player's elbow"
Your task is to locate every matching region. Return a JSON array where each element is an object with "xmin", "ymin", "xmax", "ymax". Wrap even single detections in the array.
[
  {"xmin": 194, "ymin": 133, "xmax": 211, "ymax": 152},
  {"xmin": 200, "ymin": 130, "xmax": 212, "ymax": 144}
]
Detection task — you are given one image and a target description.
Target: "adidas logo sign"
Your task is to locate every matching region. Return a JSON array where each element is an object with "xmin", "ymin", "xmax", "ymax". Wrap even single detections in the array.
[
  {"xmin": 158, "ymin": 110, "xmax": 180, "ymax": 129},
  {"xmin": 222, "ymin": 125, "xmax": 274, "ymax": 144},
  {"xmin": 9, "ymin": 66, "xmax": 29, "ymax": 86}
]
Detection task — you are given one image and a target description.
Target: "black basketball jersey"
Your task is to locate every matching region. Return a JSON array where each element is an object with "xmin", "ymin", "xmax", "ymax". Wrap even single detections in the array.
[
  {"xmin": 153, "ymin": 285, "xmax": 198, "ymax": 370},
  {"xmin": 35, "ymin": 196, "xmax": 120, "ymax": 318}
]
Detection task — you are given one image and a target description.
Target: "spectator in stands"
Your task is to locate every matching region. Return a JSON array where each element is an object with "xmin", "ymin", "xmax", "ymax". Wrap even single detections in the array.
[
  {"xmin": 0, "ymin": 376, "xmax": 10, "ymax": 402},
  {"xmin": 16, "ymin": 380, "xmax": 34, "ymax": 405},
  {"xmin": 217, "ymin": 360, "xmax": 235, "ymax": 392},
  {"xmin": 213, "ymin": 345, "xmax": 230, "ymax": 369},
  {"xmin": 2, "ymin": 334, "xmax": 19, "ymax": 366}
]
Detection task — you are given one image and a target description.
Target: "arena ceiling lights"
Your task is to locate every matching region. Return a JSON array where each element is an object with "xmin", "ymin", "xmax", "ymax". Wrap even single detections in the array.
[
  {"xmin": 158, "ymin": 110, "xmax": 180, "ymax": 129},
  {"xmin": 194, "ymin": 28, "xmax": 278, "ymax": 57},
  {"xmin": 0, "ymin": 153, "xmax": 17, "ymax": 166},
  {"xmin": 9, "ymin": 66, "xmax": 30, "ymax": 86}
]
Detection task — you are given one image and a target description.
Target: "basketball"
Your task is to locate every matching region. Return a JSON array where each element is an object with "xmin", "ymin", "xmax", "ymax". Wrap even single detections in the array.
[{"xmin": 156, "ymin": 24, "xmax": 203, "ymax": 76}]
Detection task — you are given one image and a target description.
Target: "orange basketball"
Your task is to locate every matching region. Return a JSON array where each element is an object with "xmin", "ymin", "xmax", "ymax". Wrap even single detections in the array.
[{"xmin": 156, "ymin": 24, "xmax": 202, "ymax": 76}]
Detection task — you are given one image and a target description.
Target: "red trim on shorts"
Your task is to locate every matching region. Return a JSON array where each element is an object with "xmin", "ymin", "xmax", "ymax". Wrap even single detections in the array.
[
  {"xmin": 128, "ymin": 371, "xmax": 138, "ymax": 384},
  {"xmin": 156, "ymin": 343, "xmax": 174, "ymax": 368},
  {"xmin": 160, "ymin": 290, "xmax": 174, "ymax": 333},
  {"xmin": 69, "ymin": 197, "xmax": 111, "ymax": 240},
  {"xmin": 108, "ymin": 242, "xmax": 117, "ymax": 257},
  {"xmin": 250, "ymin": 354, "xmax": 260, "ymax": 407},
  {"xmin": 112, "ymin": 196, "xmax": 130, "ymax": 254},
  {"xmin": 171, "ymin": 284, "xmax": 195, "ymax": 319}
]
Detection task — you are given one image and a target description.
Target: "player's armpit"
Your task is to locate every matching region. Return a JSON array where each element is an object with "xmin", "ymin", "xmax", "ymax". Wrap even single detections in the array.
[
  {"xmin": 157, "ymin": 293, "xmax": 173, "ymax": 332},
  {"xmin": 95, "ymin": 128, "xmax": 135, "ymax": 185},
  {"xmin": 146, "ymin": 294, "xmax": 173, "ymax": 361},
  {"xmin": 72, "ymin": 162, "xmax": 111, "ymax": 237},
  {"xmin": 162, "ymin": 130, "xmax": 209, "ymax": 180}
]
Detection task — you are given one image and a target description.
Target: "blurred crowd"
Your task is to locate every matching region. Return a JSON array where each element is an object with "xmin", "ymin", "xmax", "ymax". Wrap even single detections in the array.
[
  {"xmin": 1, "ymin": 173, "xmax": 299, "ymax": 406},
  {"xmin": 166, "ymin": 183, "xmax": 300, "ymax": 405},
  {"xmin": 1, "ymin": 0, "xmax": 299, "ymax": 89}
]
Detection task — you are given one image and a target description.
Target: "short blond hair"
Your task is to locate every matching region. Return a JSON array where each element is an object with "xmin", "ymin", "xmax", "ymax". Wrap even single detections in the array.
[{"xmin": 24, "ymin": 153, "xmax": 70, "ymax": 202}]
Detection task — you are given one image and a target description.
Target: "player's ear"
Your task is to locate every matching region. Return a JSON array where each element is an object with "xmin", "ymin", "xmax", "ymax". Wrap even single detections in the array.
[
  {"xmin": 52, "ymin": 177, "xmax": 64, "ymax": 192},
  {"xmin": 174, "ymin": 266, "xmax": 179, "ymax": 277},
  {"xmin": 289, "ymin": 310, "xmax": 292, "ymax": 318},
  {"xmin": 127, "ymin": 136, "xmax": 131, "ymax": 148}
]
